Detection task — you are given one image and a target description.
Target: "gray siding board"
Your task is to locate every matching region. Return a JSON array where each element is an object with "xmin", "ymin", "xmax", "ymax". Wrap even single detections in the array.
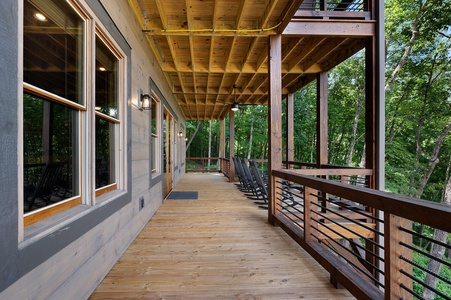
[
  {"xmin": 0, "ymin": 0, "xmax": 134, "ymax": 293},
  {"xmin": 0, "ymin": 0, "xmax": 20, "ymax": 292}
]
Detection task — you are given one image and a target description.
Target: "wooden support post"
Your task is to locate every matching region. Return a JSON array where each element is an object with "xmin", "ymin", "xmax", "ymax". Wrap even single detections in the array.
[
  {"xmin": 286, "ymin": 93, "xmax": 294, "ymax": 169},
  {"xmin": 316, "ymin": 72, "xmax": 328, "ymax": 215},
  {"xmin": 268, "ymin": 34, "xmax": 283, "ymax": 225},
  {"xmin": 219, "ymin": 118, "xmax": 225, "ymax": 172},
  {"xmin": 229, "ymin": 111, "xmax": 236, "ymax": 182},
  {"xmin": 365, "ymin": 37, "xmax": 377, "ymax": 190},
  {"xmin": 316, "ymin": 72, "xmax": 328, "ymax": 168},
  {"xmin": 384, "ymin": 213, "xmax": 412, "ymax": 299}
]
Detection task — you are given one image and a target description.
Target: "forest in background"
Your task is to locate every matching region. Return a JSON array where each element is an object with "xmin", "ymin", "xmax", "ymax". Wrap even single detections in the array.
[{"xmin": 185, "ymin": 0, "xmax": 451, "ymax": 297}]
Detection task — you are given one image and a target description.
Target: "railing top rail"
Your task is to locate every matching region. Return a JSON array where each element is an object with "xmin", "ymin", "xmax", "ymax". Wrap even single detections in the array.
[
  {"xmin": 290, "ymin": 168, "xmax": 372, "ymax": 176},
  {"xmin": 273, "ymin": 168, "xmax": 451, "ymax": 232}
]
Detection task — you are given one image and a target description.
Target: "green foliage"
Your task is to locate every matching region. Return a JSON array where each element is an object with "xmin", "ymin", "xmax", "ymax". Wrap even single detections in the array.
[{"xmin": 412, "ymin": 247, "xmax": 451, "ymax": 299}]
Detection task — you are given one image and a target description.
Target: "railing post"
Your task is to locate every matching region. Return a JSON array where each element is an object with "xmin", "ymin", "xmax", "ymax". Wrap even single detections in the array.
[
  {"xmin": 272, "ymin": 175, "xmax": 282, "ymax": 219},
  {"xmin": 303, "ymin": 186, "xmax": 318, "ymax": 243},
  {"xmin": 384, "ymin": 213, "xmax": 412, "ymax": 300}
]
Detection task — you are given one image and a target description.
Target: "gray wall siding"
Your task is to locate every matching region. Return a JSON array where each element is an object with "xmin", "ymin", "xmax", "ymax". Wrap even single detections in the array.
[
  {"xmin": 0, "ymin": 0, "xmax": 185, "ymax": 298},
  {"xmin": 0, "ymin": 0, "xmax": 20, "ymax": 291}
]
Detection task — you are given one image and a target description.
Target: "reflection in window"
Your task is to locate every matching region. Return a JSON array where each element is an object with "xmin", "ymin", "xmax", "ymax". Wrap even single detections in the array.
[
  {"xmin": 95, "ymin": 34, "xmax": 118, "ymax": 189},
  {"xmin": 151, "ymin": 98, "xmax": 159, "ymax": 173},
  {"xmin": 95, "ymin": 36, "xmax": 118, "ymax": 118},
  {"xmin": 95, "ymin": 118, "xmax": 116, "ymax": 188},
  {"xmin": 23, "ymin": 0, "xmax": 84, "ymax": 104},
  {"xmin": 23, "ymin": 93, "xmax": 79, "ymax": 213}
]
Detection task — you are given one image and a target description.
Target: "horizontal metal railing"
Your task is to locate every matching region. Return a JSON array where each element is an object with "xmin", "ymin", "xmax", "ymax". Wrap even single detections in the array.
[
  {"xmin": 272, "ymin": 168, "xmax": 451, "ymax": 300},
  {"xmin": 299, "ymin": 0, "xmax": 367, "ymax": 12}
]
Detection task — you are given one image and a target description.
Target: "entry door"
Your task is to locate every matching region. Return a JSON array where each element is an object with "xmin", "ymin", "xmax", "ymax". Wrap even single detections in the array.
[{"xmin": 163, "ymin": 109, "xmax": 173, "ymax": 197}]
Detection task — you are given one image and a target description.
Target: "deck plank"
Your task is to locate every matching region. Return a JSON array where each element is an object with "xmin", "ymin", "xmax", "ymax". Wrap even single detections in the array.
[{"xmin": 90, "ymin": 173, "xmax": 355, "ymax": 299}]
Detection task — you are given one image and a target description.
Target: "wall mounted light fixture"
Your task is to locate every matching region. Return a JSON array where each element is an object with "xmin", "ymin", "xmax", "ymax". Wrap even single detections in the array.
[
  {"xmin": 139, "ymin": 89, "xmax": 151, "ymax": 111},
  {"xmin": 178, "ymin": 131, "xmax": 184, "ymax": 138}
]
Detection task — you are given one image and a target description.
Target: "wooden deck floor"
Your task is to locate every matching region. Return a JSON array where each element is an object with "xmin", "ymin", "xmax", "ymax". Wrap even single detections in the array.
[{"xmin": 89, "ymin": 173, "xmax": 355, "ymax": 299}]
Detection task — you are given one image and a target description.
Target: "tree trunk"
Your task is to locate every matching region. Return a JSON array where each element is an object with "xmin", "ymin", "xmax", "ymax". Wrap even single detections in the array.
[
  {"xmin": 186, "ymin": 121, "xmax": 202, "ymax": 153},
  {"xmin": 384, "ymin": 0, "xmax": 426, "ymax": 93},
  {"xmin": 207, "ymin": 120, "xmax": 212, "ymax": 170},
  {"xmin": 422, "ymin": 155, "xmax": 451, "ymax": 299},
  {"xmin": 247, "ymin": 118, "xmax": 254, "ymax": 160},
  {"xmin": 409, "ymin": 53, "xmax": 439, "ymax": 197},
  {"xmin": 347, "ymin": 93, "xmax": 364, "ymax": 166}
]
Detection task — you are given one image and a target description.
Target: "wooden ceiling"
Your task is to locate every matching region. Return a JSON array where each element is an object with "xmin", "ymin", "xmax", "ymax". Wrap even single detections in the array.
[{"xmin": 128, "ymin": 0, "xmax": 373, "ymax": 120}]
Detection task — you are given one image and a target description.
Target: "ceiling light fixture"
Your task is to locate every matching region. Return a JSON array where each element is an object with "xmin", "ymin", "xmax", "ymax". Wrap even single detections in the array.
[
  {"xmin": 231, "ymin": 84, "xmax": 240, "ymax": 111},
  {"xmin": 34, "ymin": 13, "xmax": 47, "ymax": 21}
]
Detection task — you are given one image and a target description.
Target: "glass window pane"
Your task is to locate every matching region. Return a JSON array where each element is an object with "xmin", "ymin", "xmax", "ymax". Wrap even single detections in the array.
[
  {"xmin": 151, "ymin": 99, "xmax": 157, "ymax": 135},
  {"xmin": 151, "ymin": 135, "xmax": 157, "ymax": 171},
  {"xmin": 96, "ymin": 117, "xmax": 116, "ymax": 188},
  {"xmin": 95, "ymin": 36, "xmax": 118, "ymax": 118},
  {"xmin": 23, "ymin": 0, "xmax": 84, "ymax": 104},
  {"xmin": 23, "ymin": 93, "xmax": 79, "ymax": 213}
]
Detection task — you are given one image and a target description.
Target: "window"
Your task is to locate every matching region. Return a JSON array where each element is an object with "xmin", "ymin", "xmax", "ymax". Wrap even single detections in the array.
[
  {"xmin": 23, "ymin": 0, "xmax": 126, "ymax": 225},
  {"xmin": 95, "ymin": 35, "xmax": 119, "ymax": 194},
  {"xmin": 23, "ymin": 0, "xmax": 84, "ymax": 222},
  {"xmin": 151, "ymin": 95, "xmax": 160, "ymax": 174}
]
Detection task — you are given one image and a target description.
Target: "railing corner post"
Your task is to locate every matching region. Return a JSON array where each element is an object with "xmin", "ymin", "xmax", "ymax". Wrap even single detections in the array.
[{"xmin": 384, "ymin": 213, "xmax": 413, "ymax": 300}]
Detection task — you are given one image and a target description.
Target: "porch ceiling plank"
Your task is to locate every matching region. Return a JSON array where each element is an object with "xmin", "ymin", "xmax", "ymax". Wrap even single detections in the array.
[{"xmin": 130, "ymin": 0, "xmax": 377, "ymax": 120}]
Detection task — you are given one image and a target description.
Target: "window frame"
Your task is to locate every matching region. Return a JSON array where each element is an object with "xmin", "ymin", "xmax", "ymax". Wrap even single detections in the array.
[
  {"xmin": 151, "ymin": 92, "xmax": 161, "ymax": 176},
  {"xmin": 93, "ymin": 30, "xmax": 124, "ymax": 198},
  {"xmin": 21, "ymin": 0, "xmax": 128, "ymax": 227},
  {"xmin": 22, "ymin": 0, "xmax": 89, "ymax": 226}
]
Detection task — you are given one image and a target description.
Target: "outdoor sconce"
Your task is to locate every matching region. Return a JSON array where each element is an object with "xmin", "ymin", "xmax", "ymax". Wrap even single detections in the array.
[
  {"xmin": 139, "ymin": 90, "xmax": 151, "ymax": 111},
  {"xmin": 231, "ymin": 103, "xmax": 239, "ymax": 111},
  {"xmin": 178, "ymin": 131, "xmax": 184, "ymax": 138}
]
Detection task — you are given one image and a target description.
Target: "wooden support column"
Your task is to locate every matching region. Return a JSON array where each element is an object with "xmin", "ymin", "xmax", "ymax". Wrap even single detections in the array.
[
  {"xmin": 229, "ymin": 111, "xmax": 236, "ymax": 182},
  {"xmin": 286, "ymin": 93, "xmax": 294, "ymax": 169},
  {"xmin": 268, "ymin": 34, "xmax": 283, "ymax": 225},
  {"xmin": 316, "ymin": 72, "xmax": 328, "ymax": 168},
  {"xmin": 365, "ymin": 37, "xmax": 377, "ymax": 190},
  {"xmin": 366, "ymin": 3, "xmax": 386, "ymax": 282},
  {"xmin": 219, "ymin": 118, "xmax": 225, "ymax": 172}
]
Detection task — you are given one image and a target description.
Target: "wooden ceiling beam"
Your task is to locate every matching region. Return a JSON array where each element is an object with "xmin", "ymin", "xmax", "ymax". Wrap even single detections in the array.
[
  {"xmin": 281, "ymin": 37, "xmax": 304, "ymax": 63},
  {"xmin": 153, "ymin": 0, "xmax": 168, "ymax": 29},
  {"xmin": 259, "ymin": 0, "xmax": 278, "ymax": 28},
  {"xmin": 286, "ymin": 73, "xmax": 318, "ymax": 93},
  {"xmin": 302, "ymin": 38, "xmax": 347, "ymax": 71},
  {"xmin": 256, "ymin": 45, "xmax": 268, "ymax": 72},
  {"xmin": 277, "ymin": 0, "xmax": 307, "ymax": 33},
  {"xmin": 319, "ymin": 38, "xmax": 366, "ymax": 72},
  {"xmin": 283, "ymin": 20, "xmax": 376, "ymax": 37},
  {"xmin": 287, "ymin": 36, "xmax": 326, "ymax": 72}
]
